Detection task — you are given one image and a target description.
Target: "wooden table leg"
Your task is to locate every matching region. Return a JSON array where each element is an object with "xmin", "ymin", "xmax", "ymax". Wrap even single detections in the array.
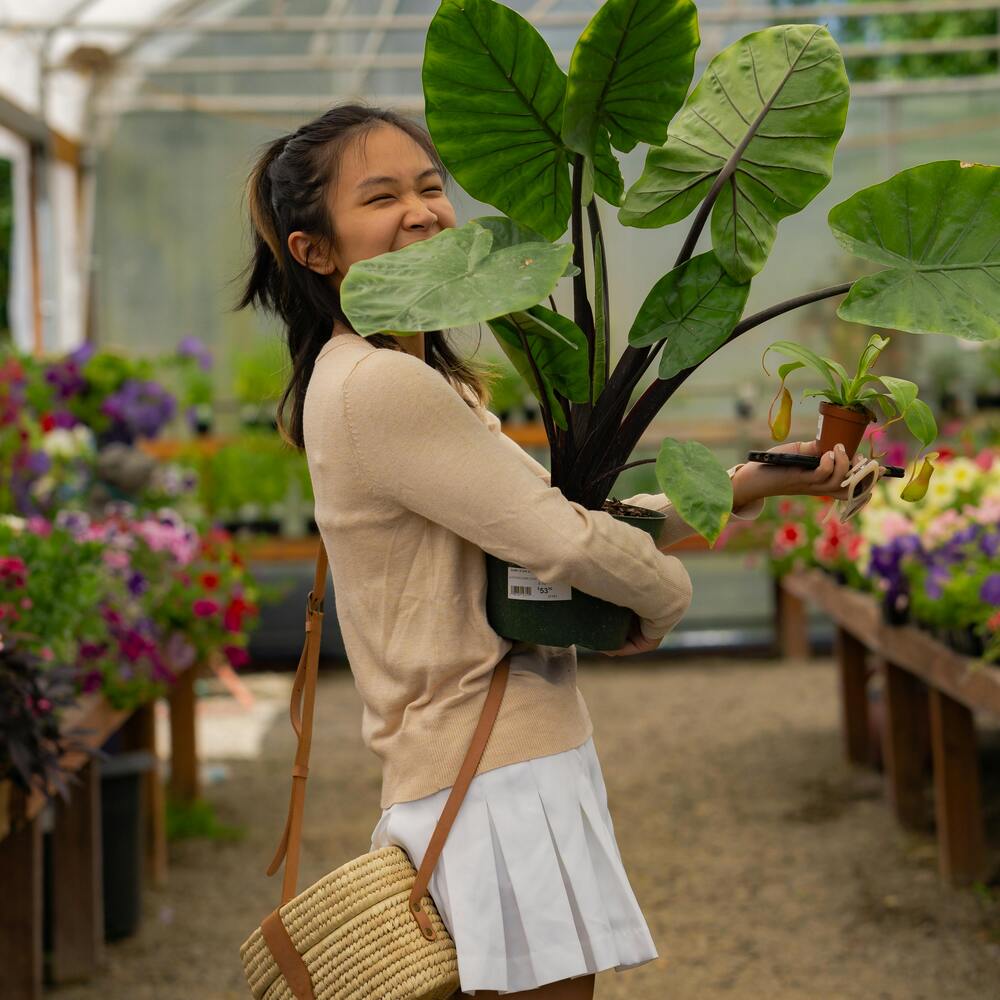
[
  {"xmin": 169, "ymin": 665, "xmax": 201, "ymax": 804},
  {"xmin": 0, "ymin": 792, "xmax": 43, "ymax": 999},
  {"xmin": 50, "ymin": 760, "xmax": 104, "ymax": 983},
  {"xmin": 929, "ymin": 688, "xmax": 988, "ymax": 886},
  {"xmin": 775, "ymin": 578, "xmax": 810, "ymax": 660},
  {"xmin": 835, "ymin": 627, "xmax": 870, "ymax": 766},
  {"xmin": 121, "ymin": 702, "xmax": 168, "ymax": 888},
  {"xmin": 881, "ymin": 659, "xmax": 929, "ymax": 830}
]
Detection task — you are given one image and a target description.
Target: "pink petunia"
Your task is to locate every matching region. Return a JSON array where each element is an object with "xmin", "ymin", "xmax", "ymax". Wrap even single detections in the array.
[{"xmin": 193, "ymin": 598, "xmax": 219, "ymax": 617}]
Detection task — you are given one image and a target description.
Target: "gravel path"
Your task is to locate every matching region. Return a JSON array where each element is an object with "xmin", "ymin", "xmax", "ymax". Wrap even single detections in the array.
[{"xmin": 49, "ymin": 657, "xmax": 1000, "ymax": 1000}]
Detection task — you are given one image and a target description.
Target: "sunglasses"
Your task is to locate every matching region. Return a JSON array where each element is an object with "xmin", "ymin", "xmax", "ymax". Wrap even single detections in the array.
[{"xmin": 835, "ymin": 457, "xmax": 883, "ymax": 523}]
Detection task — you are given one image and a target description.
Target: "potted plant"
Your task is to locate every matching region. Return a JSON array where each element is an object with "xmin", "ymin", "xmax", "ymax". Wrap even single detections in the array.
[
  {"xmin": 338, "ymin": 0, "xmax": 1000, "ymax": 649},
  {"xmin": 763, "ymin": 332, "xmax": 938, "ymax": 496},
  {"xmin": 233, "ymin": 340, "xmax": 285, "ymax": 431}
]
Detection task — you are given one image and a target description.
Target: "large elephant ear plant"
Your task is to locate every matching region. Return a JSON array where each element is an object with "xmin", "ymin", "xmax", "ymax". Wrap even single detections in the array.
[{"xmin": 339, "ymin": 0, "xmax": 1000, "ymax": 545}]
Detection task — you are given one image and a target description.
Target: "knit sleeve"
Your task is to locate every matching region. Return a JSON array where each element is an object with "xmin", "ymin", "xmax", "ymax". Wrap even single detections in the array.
[
  {"xmin": 342, "ymin": 350, "xmax": 692, "ymax": 638},
  {"xmin": 481, "ymin": 408, "xmax": 765, "ymax": 548}
]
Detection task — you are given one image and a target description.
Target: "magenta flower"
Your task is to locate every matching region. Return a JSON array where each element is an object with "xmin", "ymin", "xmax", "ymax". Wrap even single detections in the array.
[{"xmin": 193, "ymin": 599, "xmax": 219, "ymax": 617}]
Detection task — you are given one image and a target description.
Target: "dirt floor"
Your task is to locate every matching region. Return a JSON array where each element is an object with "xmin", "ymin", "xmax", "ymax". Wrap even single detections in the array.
[{"xmin": 49, "ymin": 656, "xmax": 1000, "ymax": 1000}]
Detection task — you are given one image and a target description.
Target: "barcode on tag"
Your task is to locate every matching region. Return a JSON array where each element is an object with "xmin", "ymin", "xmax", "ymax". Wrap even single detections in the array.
[{"xmin": 507, "ymin": 566, "xmax": 572, "ymax": 602}]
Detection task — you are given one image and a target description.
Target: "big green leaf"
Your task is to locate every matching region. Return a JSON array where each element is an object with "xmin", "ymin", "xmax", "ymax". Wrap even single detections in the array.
[
  {"xmin": 877, "ymin": 375, "xmax": 917, "ymax": 413},
  {"xmin": 627, "ymin": 252, "xmax": 750, "ymax": 380},
  {"xmin": 655, "ymin": 438, "xmax": 733, "ymax": 545},
  {"xmin": 423, "ymin": 0, "xmax": 571, "ymax": 240},
  {"xmin": 487, "ymin": 307, "xmax": 590, "ymax": 431},
  {"xmin": 593, "ymin": 128, "xmax": 625, "ymax": 207},
  {"xmin": 619, "ymin": 24, "xmax": 848, "ymax": 282},
  {"xmin": 829, "ymin": 161, "xmax": 1000, "ymax": 341},
  {"xmin": 339, "ymin": 222, "xmax": 572, "ymax": 335},
  {"xmin": 471, "ymin": 215, "xmax": 580, "ymax": 276},
  {"xmin": 562, "ymin": 0, "xmax": 699, "ymax": 158}
]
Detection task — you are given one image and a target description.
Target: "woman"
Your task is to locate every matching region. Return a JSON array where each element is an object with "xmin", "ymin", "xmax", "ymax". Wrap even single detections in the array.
[{"xmin": 238, "ymin": 103, "xmax": 855, "ymax": 999}]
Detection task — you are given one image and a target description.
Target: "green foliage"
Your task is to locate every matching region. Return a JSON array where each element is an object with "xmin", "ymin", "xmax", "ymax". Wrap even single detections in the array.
[
  {"xmin": 654, "ymin": 438, "xmax": 734, "ymax": 544},
  {"xmin": 838, "ymin": 1, "xmax": 998, "ymax": 80},
  {"xmin": 627, "ymin": 252, "xmax": 751, "ymax": 379},
  {"xmin": 562, "ymin": 0, "xmax": 699, "ymax": 159},
  {"xmin": 166, "ymin": 795, "xmax": 245, "ymax": 842},
  {"xmin": 619, "ymin": 24, "xmax": 849, "ymax": 281},
  {"xmin": 232, "ymin": 339, "xmax": 286, "ymax": 405},
  {"xmin": 763, "ymin": 333, "xmax": 938, "ymax": 451},
  {"xmin": 340, "ymin": 221, "xmax": 573, "ymax": 336},
  {"xmin": 829, "ymin": 161, "xmax": 1000, "ymax": 341},
  {"xmin": 335, "ymin": 0, "xmax": 998, "ymax": 541}
]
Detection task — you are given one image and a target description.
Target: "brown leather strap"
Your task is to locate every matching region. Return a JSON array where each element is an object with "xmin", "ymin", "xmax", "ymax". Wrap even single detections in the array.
[
  {"xmin": 264, "ymin": 541, "xmax": 511, "ymax": 991},
  {"xmin": 407, "ymin": 654, "xmax": 509, "ymax": 940},
  {"xmin": 261, "ymin": 909, "xmax": 315, "ymax": 1000}
]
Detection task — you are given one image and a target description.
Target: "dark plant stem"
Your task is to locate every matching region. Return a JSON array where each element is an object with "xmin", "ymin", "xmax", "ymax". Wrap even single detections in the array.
[
  {"xmin": 548, "ymin": 294, "xmax": 559, "ymax": 313},
  {"xmin": 515, "ymin": 319, "xmax": 558, "ymax": 474},
  {"xmin": 569, "ymin": 154, "xmax": 595, "ymax": 448},
  {"xmin": 587, "ymin": 197, "xmax": 610, "ymax": 398},
  {"xmin": 583, "ymin": 281, "xmax": 855, "ymax": 509},
  {"xmin": 603, "ymin": 458, "xmax": 655, "ymax": 480}
]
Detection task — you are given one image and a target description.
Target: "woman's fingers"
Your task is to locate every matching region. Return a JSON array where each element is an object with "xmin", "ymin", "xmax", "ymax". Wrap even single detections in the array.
[{"xmin": 810, "ymin": 443, "xmax": 852, "ymax": 497}]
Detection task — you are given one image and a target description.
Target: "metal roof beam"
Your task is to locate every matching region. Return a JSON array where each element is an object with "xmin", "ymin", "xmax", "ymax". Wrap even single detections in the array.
[
  {"xmin": 99, "ymin": 72, "xmax": 1000, "ymax": 114},
  {"xmin": 76, "ymin": 33, "xmax": 1000, "ymax": 76},
  {"xmin": 8, "ymin": 0, "xmax": 1000, "ymax": 36}
]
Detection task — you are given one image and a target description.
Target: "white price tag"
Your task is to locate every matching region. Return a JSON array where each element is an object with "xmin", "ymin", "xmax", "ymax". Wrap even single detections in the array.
[
  {"xmin": 506, "ymin": 566, "xmax": 572, "ymax": 602},
  {"xmin": 816, "ymin": 413, "xmax": 824, "ymax": 439}
]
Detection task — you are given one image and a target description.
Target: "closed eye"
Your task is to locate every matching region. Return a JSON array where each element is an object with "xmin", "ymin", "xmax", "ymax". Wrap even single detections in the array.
[{"xmin": 366, "ymin": 188, "xmax": 443, "ymax": 204}]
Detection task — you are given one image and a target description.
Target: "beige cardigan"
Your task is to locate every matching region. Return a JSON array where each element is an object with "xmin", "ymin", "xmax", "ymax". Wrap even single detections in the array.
[{"xmin": 303, "ymin": 333, "xmax": 763, "ymax": 807}]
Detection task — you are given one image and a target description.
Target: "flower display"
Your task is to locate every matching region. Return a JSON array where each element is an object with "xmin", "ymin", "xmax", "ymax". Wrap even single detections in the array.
[{"xmin": 0, "ymin": 510, "xmax": 260, "ymax": 710}]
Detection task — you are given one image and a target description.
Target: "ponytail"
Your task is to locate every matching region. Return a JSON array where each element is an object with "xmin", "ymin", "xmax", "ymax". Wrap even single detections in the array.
[{"xmin": 236, "ymin": 103, "xmax": 496, "ymax": 451}]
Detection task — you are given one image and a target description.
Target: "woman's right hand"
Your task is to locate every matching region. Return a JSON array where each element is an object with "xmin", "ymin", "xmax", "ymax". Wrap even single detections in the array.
[{"xmin": 600, "ymin": 612, "xmax": 663, "ymax": 657}]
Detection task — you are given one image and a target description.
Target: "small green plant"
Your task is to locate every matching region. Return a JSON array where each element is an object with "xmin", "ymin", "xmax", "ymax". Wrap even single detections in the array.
[
  {"xmin": 763, "ymin": 333, "xmax": 938, "ymax": 501},
  {"xmin": 166, "ymin": 795, "xmax": 245, "ymax": 842}
]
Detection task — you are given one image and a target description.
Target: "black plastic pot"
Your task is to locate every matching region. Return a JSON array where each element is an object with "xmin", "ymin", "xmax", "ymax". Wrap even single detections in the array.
[
  {"xmin": 485, "ymin": 507, "xmax": 667, "ymax": 651},
  {"xmin": 100, "ymin": 750, "xmax": 156, "ymax": 941}
]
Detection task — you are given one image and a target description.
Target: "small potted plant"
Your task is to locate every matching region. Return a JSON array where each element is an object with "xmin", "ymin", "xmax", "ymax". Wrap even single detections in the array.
[
  {"xmin": 337, "ymin": 0, "xmax": 999, "ymax": 649},
  {"xmin": 763, "ymin": 332, "xmax": 939, "ymax": 499}
]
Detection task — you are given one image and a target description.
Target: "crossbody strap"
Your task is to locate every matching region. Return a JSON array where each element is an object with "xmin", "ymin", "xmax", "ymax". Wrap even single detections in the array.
[{"xmin": 266, "ymin": 540, "xmax": 510, "ymax": 935}]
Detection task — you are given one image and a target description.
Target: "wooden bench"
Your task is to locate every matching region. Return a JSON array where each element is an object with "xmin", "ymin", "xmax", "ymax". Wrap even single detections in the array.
[{"xmin": 780, "ymin": 568, "xmax": 998, "ymax": 886}]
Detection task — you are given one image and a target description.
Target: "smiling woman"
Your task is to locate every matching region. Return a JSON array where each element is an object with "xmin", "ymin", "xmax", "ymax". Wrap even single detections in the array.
[
  {"xmin": 236, "ymin": 103, "xmax": 494, "ymax": 449},
  {"xmin": 236, "ymin": 101, "xmax": 694, "ymax": 1000}
]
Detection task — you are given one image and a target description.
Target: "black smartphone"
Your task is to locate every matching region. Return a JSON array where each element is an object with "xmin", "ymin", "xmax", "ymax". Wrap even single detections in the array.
[{"xmin": 746, "ymin": 451, "xmax": 905, "ymax": 478}]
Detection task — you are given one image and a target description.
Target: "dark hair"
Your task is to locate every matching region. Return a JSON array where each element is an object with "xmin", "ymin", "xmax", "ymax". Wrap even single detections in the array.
[{"xmin": 237, "ymin": 102, "xmax": 497, "ymax": 449}]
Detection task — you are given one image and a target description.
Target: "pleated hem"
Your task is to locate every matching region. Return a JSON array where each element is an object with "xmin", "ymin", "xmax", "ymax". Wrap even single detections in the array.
[{"xmin": 369, "ymin": 737, "xmax": 659, "ymax": 995}]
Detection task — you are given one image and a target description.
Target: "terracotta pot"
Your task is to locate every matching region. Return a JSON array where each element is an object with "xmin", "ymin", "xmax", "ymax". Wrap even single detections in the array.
[{"xmin": 815, "ymin": 401, "xmax": 874, "ymax": 460}]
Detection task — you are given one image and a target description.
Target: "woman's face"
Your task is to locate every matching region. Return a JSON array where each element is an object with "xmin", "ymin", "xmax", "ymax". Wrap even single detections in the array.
[{"xmin": 323, "ymin": 124, "xmax": 456, "ymax": 290}]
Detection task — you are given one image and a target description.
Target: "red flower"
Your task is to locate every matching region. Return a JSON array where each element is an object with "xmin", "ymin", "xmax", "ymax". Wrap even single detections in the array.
[
  {"xmin": 223, "ymin": 596, "xmax": 250, "ymax": 632},
  {"xmin": 777, "ymin": 499, "xmax": 795, "ymax": 515},
  {"xmin": 773, "ymin": 522, "xmax": 806, "ymax": 553},
  {"xmin": 193, "ymin": 598, "xmax": 220, "ymax": 617},
  {"xmin": 200, "ymin": 572, "xmax": 219, "ymax": 590},
  {"xmin": 40, "ymin": 412, "xmax": 56, "ymax": 433},
  {"xmin": 223, "ymin": 644, "xmax": 251, "ymax": 668}
]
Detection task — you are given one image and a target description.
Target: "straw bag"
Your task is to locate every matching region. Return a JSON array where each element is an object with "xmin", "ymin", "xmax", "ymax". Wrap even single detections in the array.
[{"xmin": 240, "ymin": 541, "xmax": 512, "ymax": 1000}]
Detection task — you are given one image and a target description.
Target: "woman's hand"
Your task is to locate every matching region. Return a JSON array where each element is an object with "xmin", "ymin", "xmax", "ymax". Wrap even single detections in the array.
[
  {"xmin": 733, "ymin": 439, "xmax": 856, "ymax": 504},
  {"xmin": 600, "ymin": 612, "xmax": 662, "ymax": 657}
]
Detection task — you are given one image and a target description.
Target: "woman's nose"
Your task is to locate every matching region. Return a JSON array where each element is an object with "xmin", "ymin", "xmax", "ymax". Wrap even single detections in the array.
[{"xmin": 403, "ymin": 198, "xmax": 438, "ymax": 229}]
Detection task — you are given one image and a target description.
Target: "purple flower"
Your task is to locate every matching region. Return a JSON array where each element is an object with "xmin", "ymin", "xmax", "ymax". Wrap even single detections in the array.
[
  {"xmin": 979, "ymin": 532, "xmax": 1000, "ymax": 559},
  {"xmin": 25, "ymin": 451, "xmax": 51, "ymax": 475},
  {"xmin": 43, "ymin": 359, "xmax": 87, "ymax": 400},
  {"xmin": 127, "ymin": 570, "xmax": 147, "ymax": 596},
  {"xmin": 68, "ymin": 343, "xmax": 95, "ymax": 367},
  {"xmin": 980, "ymin": 575, "xmax": 1000, "ymax": 606},
  {"xmin": 177, "ymin": 336, "xmax": 213, "ymax": 371},
  {"xmin": 101, "ymin": 379, "xmax": 176, "ymax": 440}
]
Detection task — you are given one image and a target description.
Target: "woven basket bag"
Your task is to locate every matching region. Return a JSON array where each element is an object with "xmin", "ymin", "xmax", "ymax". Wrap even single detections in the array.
[{"xmin": 240, "ymin": 542, "xmax": 511, "ymax": 1000}]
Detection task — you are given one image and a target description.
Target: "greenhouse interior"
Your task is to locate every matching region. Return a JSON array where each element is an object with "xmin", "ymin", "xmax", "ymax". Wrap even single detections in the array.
[{"xmin": 0, "ymin": 1, "xmax": 999, "ymax": 998}]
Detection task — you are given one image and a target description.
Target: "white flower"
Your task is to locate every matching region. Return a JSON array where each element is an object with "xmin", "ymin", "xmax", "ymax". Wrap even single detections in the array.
[{"xmin": 0, "ymin": 515, "xmax": 27, "ymax": 533}]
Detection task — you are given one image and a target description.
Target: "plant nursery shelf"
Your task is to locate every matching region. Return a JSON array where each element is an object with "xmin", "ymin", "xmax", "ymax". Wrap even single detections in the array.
[
  {"xmin": 0, "ymin": 662, "xmax": 206, "ymax": 999},
  {"xmin": 780, "ymin": 568, "xmax": 999, "ymax": 887}
]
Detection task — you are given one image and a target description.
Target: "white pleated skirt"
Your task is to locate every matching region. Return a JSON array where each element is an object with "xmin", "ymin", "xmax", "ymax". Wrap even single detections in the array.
[{"xmin": 369, "ymin": 736, "xmax": 659, "ymax": 995}]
